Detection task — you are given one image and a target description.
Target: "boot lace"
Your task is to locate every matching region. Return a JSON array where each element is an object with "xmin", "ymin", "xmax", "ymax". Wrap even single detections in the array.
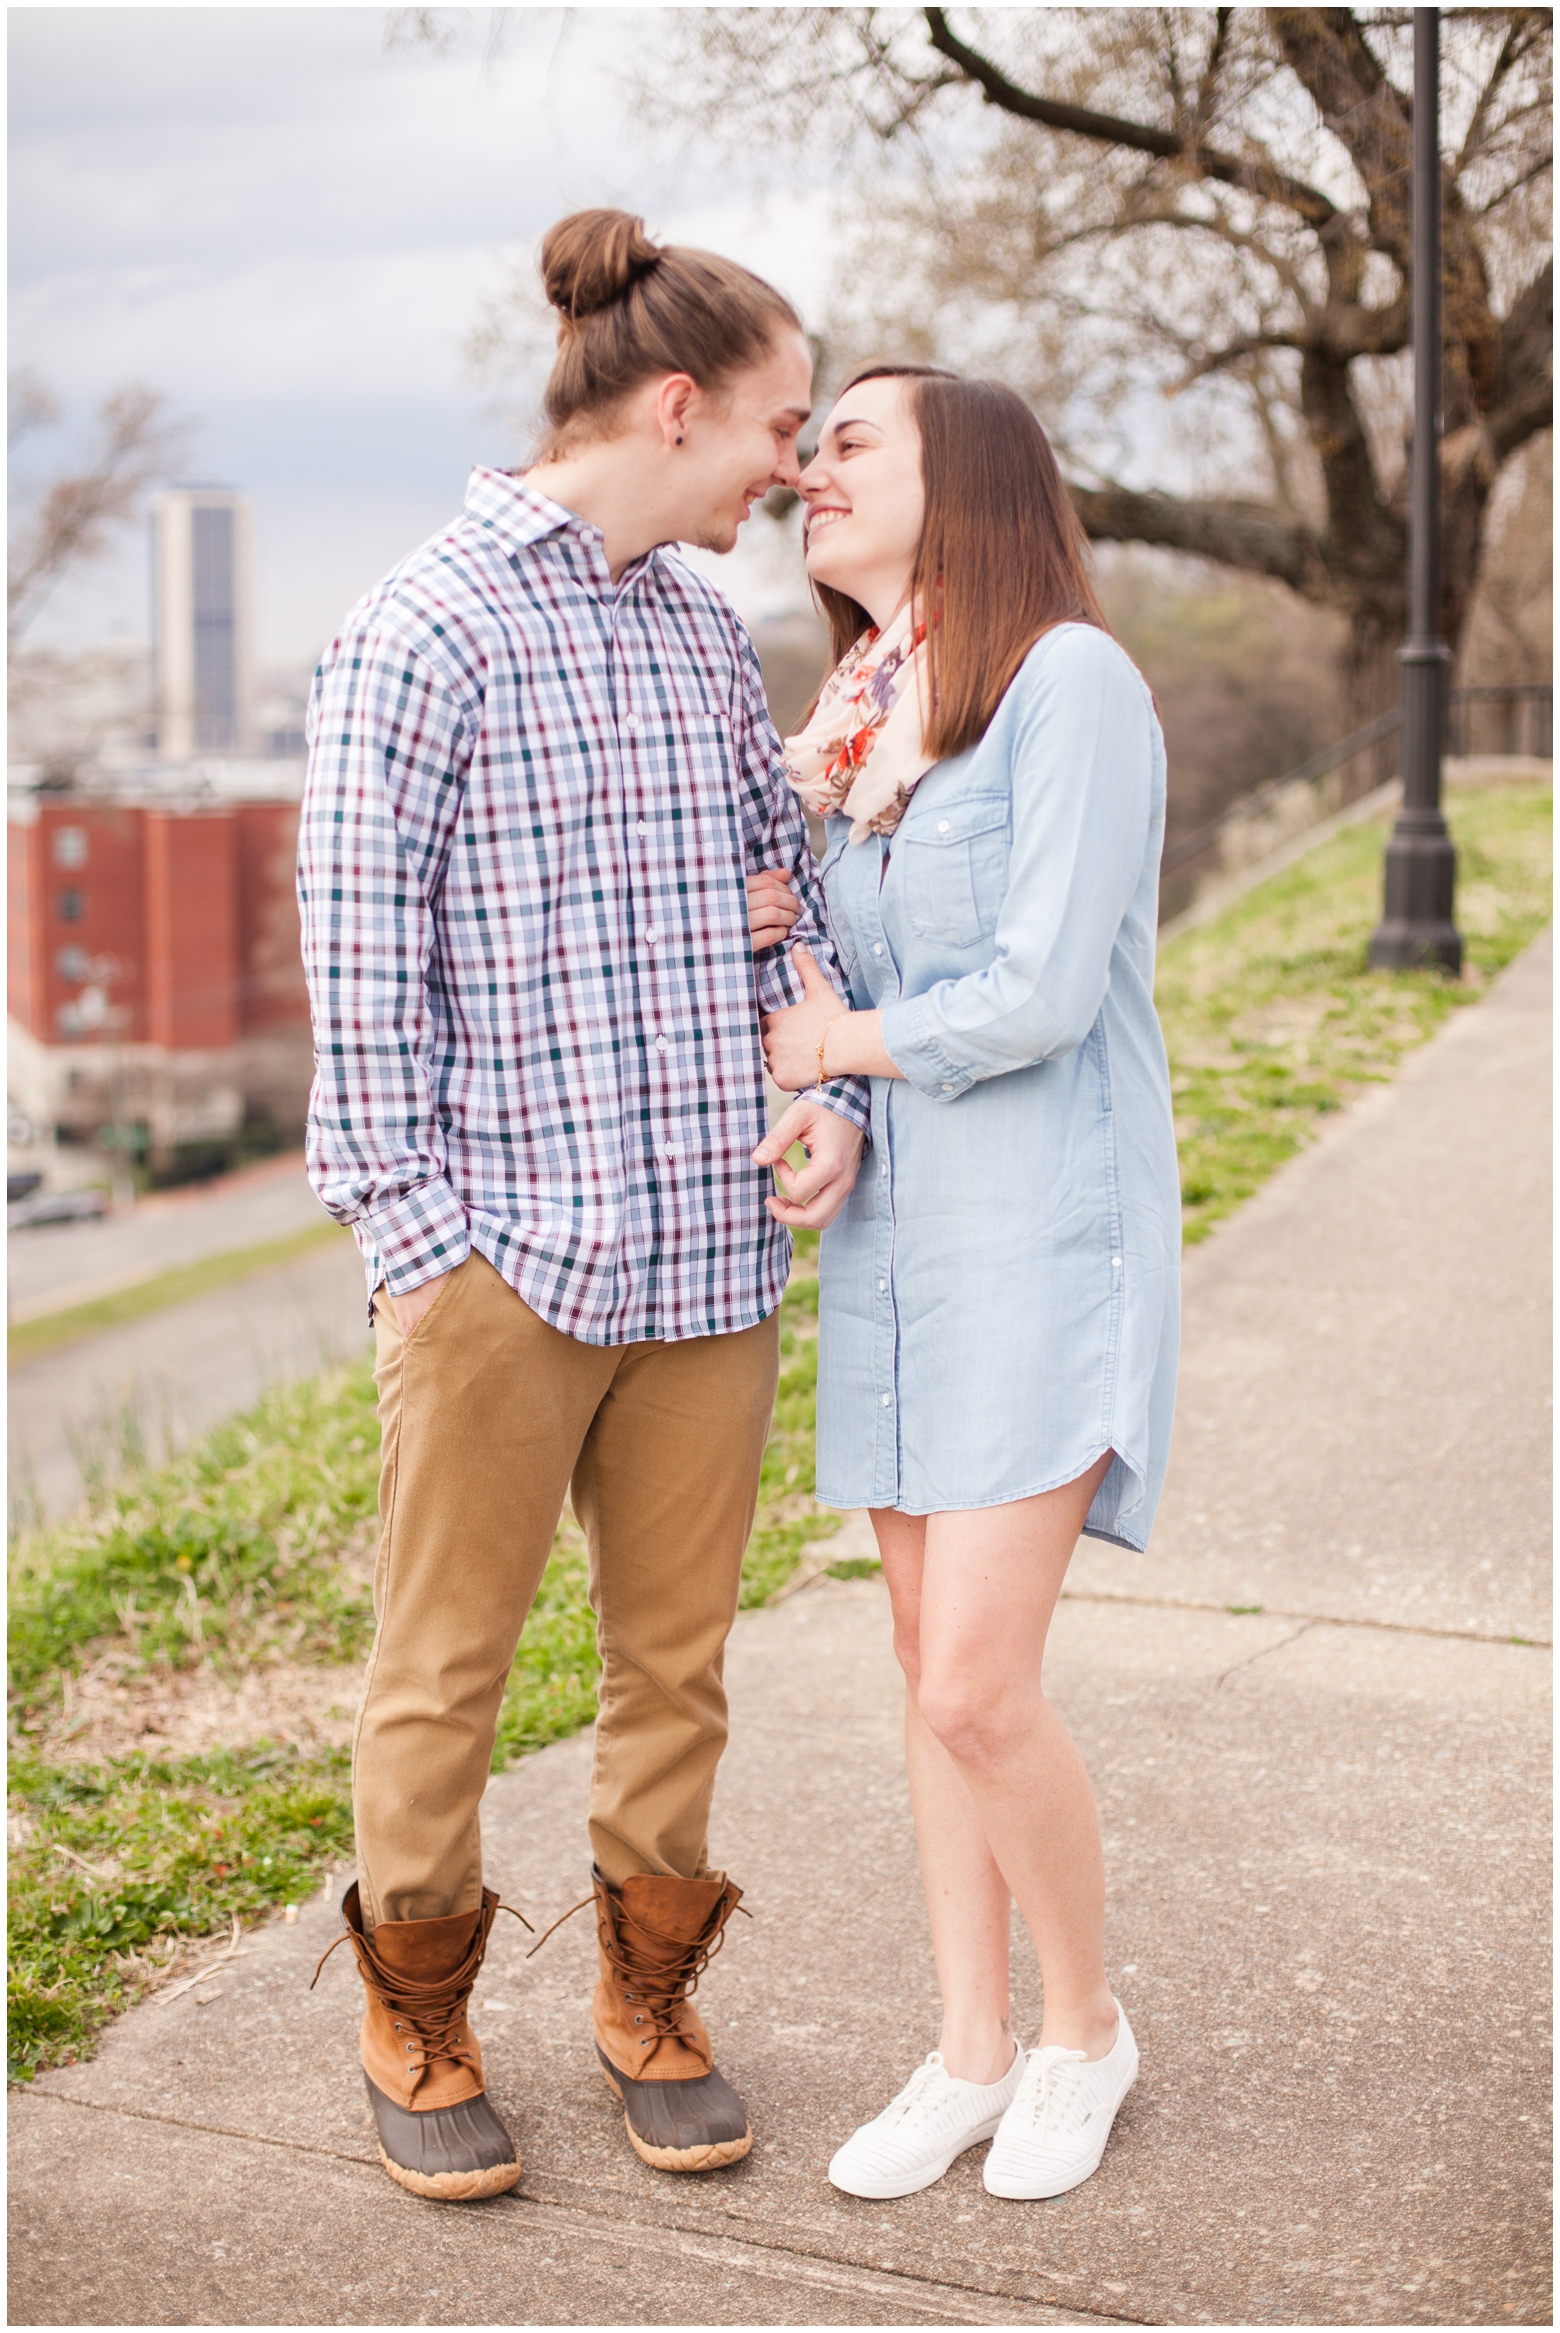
[
  {"xmin": 526, "ymin": 1884, "xmax": 749, "ymax": 2063},
  {"xmin": 311, "ymin": 1899, "xmax": 530, "ymax": 2078}
]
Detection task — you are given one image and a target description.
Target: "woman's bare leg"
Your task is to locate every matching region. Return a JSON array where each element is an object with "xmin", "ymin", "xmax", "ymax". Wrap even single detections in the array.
[
  {"xmin": 873, "ymin": 1508, "xmax": 1018, "ymax": 2085},
  {"xmin": 912, "ymin": 1455, "xmax": 1118, "ymax": 2058}
]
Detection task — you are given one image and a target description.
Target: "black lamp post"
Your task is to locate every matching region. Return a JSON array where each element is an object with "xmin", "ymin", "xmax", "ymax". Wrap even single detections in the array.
[{"xmin": 1369, "ymin": 4, "xmax": 1462, "ymax": 974}]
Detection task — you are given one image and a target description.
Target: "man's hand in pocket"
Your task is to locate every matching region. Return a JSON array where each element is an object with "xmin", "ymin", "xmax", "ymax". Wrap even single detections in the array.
[{"xmin": 389, "ymin": 1270, "xmax": 453, "ymax": 1337}]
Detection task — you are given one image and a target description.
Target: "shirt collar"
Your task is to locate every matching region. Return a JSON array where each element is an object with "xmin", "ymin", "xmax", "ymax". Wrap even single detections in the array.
[
  {"xmin": 463, "ymin": 466, "xmax": 581, "ymax": 551},
  {"xmin": 463, "ymin": 465, "xmax": 663, "ymax": 593}
]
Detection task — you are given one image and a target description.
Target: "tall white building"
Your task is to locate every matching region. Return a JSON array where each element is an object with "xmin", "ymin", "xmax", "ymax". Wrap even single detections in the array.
[{"xmin": 153, "ymin": 488, "xmax": 254, "ymax": 761}]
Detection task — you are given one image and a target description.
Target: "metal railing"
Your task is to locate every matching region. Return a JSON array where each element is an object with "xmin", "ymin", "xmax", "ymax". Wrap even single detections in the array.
[
  {"xmin": 1446, "ymin": 683, "xmax": 1552, "ymax": 760},
  {"xmin": 1164, "ymin": 682, "xmax": 1551, "ymax": 877}
]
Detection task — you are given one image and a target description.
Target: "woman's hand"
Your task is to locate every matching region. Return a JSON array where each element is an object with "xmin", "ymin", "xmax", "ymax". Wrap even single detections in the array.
[
  {"xmin": 752, "ymin": 1097, "xmax": 865, "ymax": 1230},
  {"xmin": 761, "ymin": 947, "xmax": 850, "ymax": 1090},
  {"xmin": 746, "ymin": 868, "xmax": 802, "ymax": 955}
]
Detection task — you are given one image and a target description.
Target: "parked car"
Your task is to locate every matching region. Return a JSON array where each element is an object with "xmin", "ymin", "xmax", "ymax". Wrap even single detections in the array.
[{"xmin": 7, "ymin": 1187, "xmax": 111, "ymax": 1229}]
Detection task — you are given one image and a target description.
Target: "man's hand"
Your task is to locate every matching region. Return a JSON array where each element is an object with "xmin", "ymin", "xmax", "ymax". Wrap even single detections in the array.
[
  {"xmin": 761, "ymin": 946, "xmax": 850, "ymax": 1090},
  {"xmin": 745, "ymin": 867, "xmax": 802, "ymax": 954},
  {"xmin": 752, "ymin": 1097, "xmax": 865, "ymax": 1231},
  {"xmin": 388, "ymin": 1269, "xmax": 453, "ymax": 1337}
]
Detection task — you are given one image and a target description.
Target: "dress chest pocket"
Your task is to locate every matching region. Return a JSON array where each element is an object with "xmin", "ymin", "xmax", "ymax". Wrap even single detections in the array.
[{"xmin": 897, "ymin": 799, "xmax": 1009, "ymax": 947}]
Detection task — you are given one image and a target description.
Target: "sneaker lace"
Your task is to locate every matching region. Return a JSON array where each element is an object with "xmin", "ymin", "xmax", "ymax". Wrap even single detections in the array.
[
  {"xmin": 1014, "ymin": 2045, "xmax": 1092, "ymax": 2138},
  {"xmin": 879, "ymin": 2052, "xmax": 954, "ymax": 2126}
]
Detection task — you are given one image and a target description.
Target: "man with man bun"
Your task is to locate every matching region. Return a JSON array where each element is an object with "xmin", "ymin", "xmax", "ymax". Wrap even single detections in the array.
[{"xmin": 299, "ymin": 209, "xmax": 866, "ymax": 2197}]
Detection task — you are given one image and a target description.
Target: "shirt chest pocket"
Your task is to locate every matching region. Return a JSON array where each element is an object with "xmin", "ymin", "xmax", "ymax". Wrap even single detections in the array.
[{"xmin": 897, "ymin": 799, "xmax": 1009, "ymax": 948}]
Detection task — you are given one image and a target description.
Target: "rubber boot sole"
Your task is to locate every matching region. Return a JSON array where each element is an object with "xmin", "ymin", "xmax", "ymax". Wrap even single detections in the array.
[
  {"xmin": 376, "ymin": 2146, "xmax": 524, "ymax": 2202},
  {"xmin": 597, "ymin": 2053, "xmax": 753, "ymax": 2172}
]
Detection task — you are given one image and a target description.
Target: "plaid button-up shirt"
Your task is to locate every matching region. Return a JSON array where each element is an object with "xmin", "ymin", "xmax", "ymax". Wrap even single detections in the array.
[{"xmin": 299, "ymin": 468, "xmax": 867, "ymax": 1345}]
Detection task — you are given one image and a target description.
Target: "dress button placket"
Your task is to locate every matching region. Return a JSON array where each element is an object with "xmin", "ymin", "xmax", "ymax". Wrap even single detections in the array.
[{"xmin": 862, "ymin": 835, "xmax": 900, "ymax": 1507}]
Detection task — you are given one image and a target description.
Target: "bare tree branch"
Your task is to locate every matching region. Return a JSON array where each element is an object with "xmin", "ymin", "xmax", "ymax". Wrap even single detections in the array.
[
  {"xmin": 8, "ymin": 383, "xmax": 186, "ymax": 643},
  {"xmin": 600, "ymin": 5, "xmax": 1549, "ymax": 716},
  {"xmin": 8, "ymin": 368, "xmax": 60, "ymax": 451},
  {"xmin": 923, "ymin": 5, "xmax": 1341, "ymax": 226},
  {"xmin": 1070, "ymin": 482, "xmax": 1327, "ymax": 595}
]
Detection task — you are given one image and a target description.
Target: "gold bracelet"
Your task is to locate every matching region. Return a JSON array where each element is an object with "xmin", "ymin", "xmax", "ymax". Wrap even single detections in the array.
[{"xmin": 813, "ymin": 1015, "xmax": 844, "ymax": 1097}]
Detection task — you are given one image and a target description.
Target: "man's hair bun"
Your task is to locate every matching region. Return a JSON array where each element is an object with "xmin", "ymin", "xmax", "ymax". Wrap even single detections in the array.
[
  {"xmin": 532, "ymin": 205, "xmax": 802, "ymax": 461},
  {"xmin": 542, "ymin": 209, "xmax": 663, "ymax": 320}
]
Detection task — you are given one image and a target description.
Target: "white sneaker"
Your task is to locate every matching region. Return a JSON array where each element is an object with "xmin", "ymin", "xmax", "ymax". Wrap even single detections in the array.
[
  {"xmin": 982, "ymin": 2002, "xmax": 1138, "ymax": 2199},
  {"xmin": 828, "ymin": 2043, "xmax": 1026, "ymax": 2200}
]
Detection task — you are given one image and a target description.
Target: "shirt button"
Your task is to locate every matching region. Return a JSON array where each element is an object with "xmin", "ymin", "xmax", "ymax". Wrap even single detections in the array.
[
  {"xmin": 665, "ymin": 1144, "xmax": 678, "ymax": 1159},
  {"xmin": 645, "ymin": 928, "xmax": 661, "ymax": 945},
  {"xmin": 880, "ymin": 1392, "xmax": 891, "ymax": 1407},
  {"xmin": 873, "ymin": 944, "xmax": 884, "ymax": 956},
  {"xmin": 879, "ymin": 1163, "xmax": 888, "ymax": 1178},
  {"xmin": 878, "ymin": 1278, "xmax": 886, "ymax": 1291},
  {"xmin": 636, "ymin": 821, "xmax": 648, "ymax": 837},
  {"xmin": 655, "ymin": 1035, "xmax": 669, "ymax": 1052},
  {"xmin": 1112, "ymin": 1256, "xmax": 1122, "ymax": 1267},
  {"xmin": 938, "ymin": 819, "xmax": 950, "ymax": 833},
  {"xmin": 940, "ymin": 1083, "xmax": 953, "ymax": 1092},
  {"xmin": 623, "ymin": 713, "xmax": 640, "ymax": 732}
]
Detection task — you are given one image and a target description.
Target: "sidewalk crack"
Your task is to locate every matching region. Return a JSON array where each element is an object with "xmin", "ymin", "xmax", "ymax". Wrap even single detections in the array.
[
  {"xmin": 1061, "ymin": 1587, "xmax": 1550, "ymax": 1652},
  {"xmin": 1215, "ymin": 1619, "xmax": 1319, "ymax": 1689}
]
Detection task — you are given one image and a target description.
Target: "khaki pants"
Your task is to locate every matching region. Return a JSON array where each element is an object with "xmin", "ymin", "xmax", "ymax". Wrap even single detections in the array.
[{"xmin": 354, "ymin": 1253, "xmax": 780, "ymax": 1929}]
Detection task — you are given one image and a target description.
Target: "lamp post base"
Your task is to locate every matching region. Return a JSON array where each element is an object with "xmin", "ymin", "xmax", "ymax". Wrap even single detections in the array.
[{"xmin": 1368, "ymin": 809, "xmax": 1462, "ymax": 973}]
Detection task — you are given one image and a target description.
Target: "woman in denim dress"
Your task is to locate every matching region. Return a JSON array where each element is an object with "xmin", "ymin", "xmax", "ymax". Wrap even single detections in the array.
[{"xmin": 754, "ymin": 367, "xmax": 1180, "ymax": 2204}]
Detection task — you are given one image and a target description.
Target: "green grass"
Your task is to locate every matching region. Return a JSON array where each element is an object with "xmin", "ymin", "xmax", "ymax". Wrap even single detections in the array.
[
  {"xmin": 8, "ymin": 1221, "xmax": 349, "ymax": 1364},
  {"xmin": 9, "ymin": 1744, "xmax": 357, "ymax": 2079},
  {"xmin": 1158, "ymin": 786, "xmax": 1552, "ymax": 1243},
  {"xmin": 7, "ymin": 1241, "xmax": 844, "ymax": 2082},
  {"xmin": 9, "ymin": 783, "xmax": 1549, "ymax": 2082}
]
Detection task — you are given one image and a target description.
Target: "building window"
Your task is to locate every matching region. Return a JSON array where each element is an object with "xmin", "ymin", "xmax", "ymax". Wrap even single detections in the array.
[
  {"xmin": 52, "ymin": 826, "xmax": 88, "ymax": 869},
  {"xmin": 57, "ymin": 890, "xmax": 85, "ymax": 923},
  {"xmin": 56, "ymin": 946, "xmax": 89, "ymax": 980}
]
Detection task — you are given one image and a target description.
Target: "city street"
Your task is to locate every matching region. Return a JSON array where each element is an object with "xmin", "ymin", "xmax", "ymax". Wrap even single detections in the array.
[
  {"xmin": 8, "ymin": 1151, "xmax": 329, "ymax": 1318},
  {"xmin": 8, "ymin": 1157, "xmax": 365, "ymax": 1522}
]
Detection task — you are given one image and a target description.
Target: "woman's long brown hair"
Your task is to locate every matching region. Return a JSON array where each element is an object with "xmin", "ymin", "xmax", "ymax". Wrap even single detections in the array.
[{"xmin": 811, "ymin": 364, "xmax": 1109, "ymax": 762}]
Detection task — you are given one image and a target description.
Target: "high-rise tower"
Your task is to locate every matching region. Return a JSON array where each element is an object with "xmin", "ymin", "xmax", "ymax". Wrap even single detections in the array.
[{"xmin": 153, "ymin": 488, "xmax": 254, "ymax": 760}]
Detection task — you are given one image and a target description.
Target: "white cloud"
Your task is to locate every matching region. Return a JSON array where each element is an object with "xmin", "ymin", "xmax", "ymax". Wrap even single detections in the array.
[{"xmin": 10, "ymin": 6, "xmax": 838, "ymax": 658}]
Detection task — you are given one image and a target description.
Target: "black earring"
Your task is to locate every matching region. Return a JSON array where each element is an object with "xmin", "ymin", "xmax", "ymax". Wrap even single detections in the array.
[{"xmin": 675, "ymin": 435, "xmax": 684, "ymax": 446}]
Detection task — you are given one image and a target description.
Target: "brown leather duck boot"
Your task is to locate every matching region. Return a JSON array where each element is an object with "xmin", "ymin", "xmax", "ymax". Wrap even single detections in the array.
[
  {"xmin": 592, "ymin": 1868, "xmax": 751, "ymax": 2172},
  {"xmin": 319, "ymin": 1881, "xmax": 522, "ymax": 2201}
]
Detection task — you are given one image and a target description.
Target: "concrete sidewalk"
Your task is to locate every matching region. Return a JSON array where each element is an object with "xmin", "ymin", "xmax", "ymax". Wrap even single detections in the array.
[{"xmin": 11, "ymin": 939, "xmax": 1551, "ymax": 2327}]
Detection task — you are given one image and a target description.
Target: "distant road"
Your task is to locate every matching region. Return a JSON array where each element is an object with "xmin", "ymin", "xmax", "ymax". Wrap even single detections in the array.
[
  {"xmin": 9, "ymin": 1159, "xmax": 371, "ymax": 1526},
  {"xmin": 8, "ymin": 1152, "xmax": 331, "ymax": 1318}
]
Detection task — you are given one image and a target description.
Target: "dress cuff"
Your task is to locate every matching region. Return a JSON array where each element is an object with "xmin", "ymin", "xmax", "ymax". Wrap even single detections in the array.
[
  {"xmin": 879, "ymin": 996, "xmax": 977, "ymax": 1100},
  {"xmin": 362, "ymin": 1175, "xmax": 472, "ymax": 1294}
]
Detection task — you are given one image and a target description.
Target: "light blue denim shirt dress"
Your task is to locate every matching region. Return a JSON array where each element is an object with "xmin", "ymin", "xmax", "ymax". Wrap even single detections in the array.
[{"xmin": 814, "ymin": 622, "xmax": 1181, "ymax": 1551}]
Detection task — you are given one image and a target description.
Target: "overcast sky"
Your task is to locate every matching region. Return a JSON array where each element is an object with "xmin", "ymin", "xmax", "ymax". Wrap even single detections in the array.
[{"xmin": 10, "ymin": 6, "xmax": 833, "ymax": 665}]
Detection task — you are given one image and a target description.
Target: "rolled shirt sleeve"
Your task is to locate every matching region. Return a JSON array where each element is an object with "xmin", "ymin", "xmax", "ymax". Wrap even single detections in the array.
[
  {"xmin": 880, "ymin": 628, "xmax": 1155, "ymax": 1100},
  {"xmin": 735, "ymin": 627, "xmax": 872, "ymax": 1137},
  {"xmin": 298, "ymin": 623, "xmax": 476, "ymax": 1295}
]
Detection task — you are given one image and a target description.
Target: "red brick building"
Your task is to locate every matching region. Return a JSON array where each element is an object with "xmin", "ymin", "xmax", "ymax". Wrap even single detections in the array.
[{"xmin": 8, "ymin": 781, "xmax": 313, "ymax": 1169}]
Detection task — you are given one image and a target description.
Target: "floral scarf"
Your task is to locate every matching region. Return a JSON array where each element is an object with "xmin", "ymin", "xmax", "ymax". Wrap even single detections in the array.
[{"xmin": 781, "ymin": 606, "xmax": 933, "ymax": 843}]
